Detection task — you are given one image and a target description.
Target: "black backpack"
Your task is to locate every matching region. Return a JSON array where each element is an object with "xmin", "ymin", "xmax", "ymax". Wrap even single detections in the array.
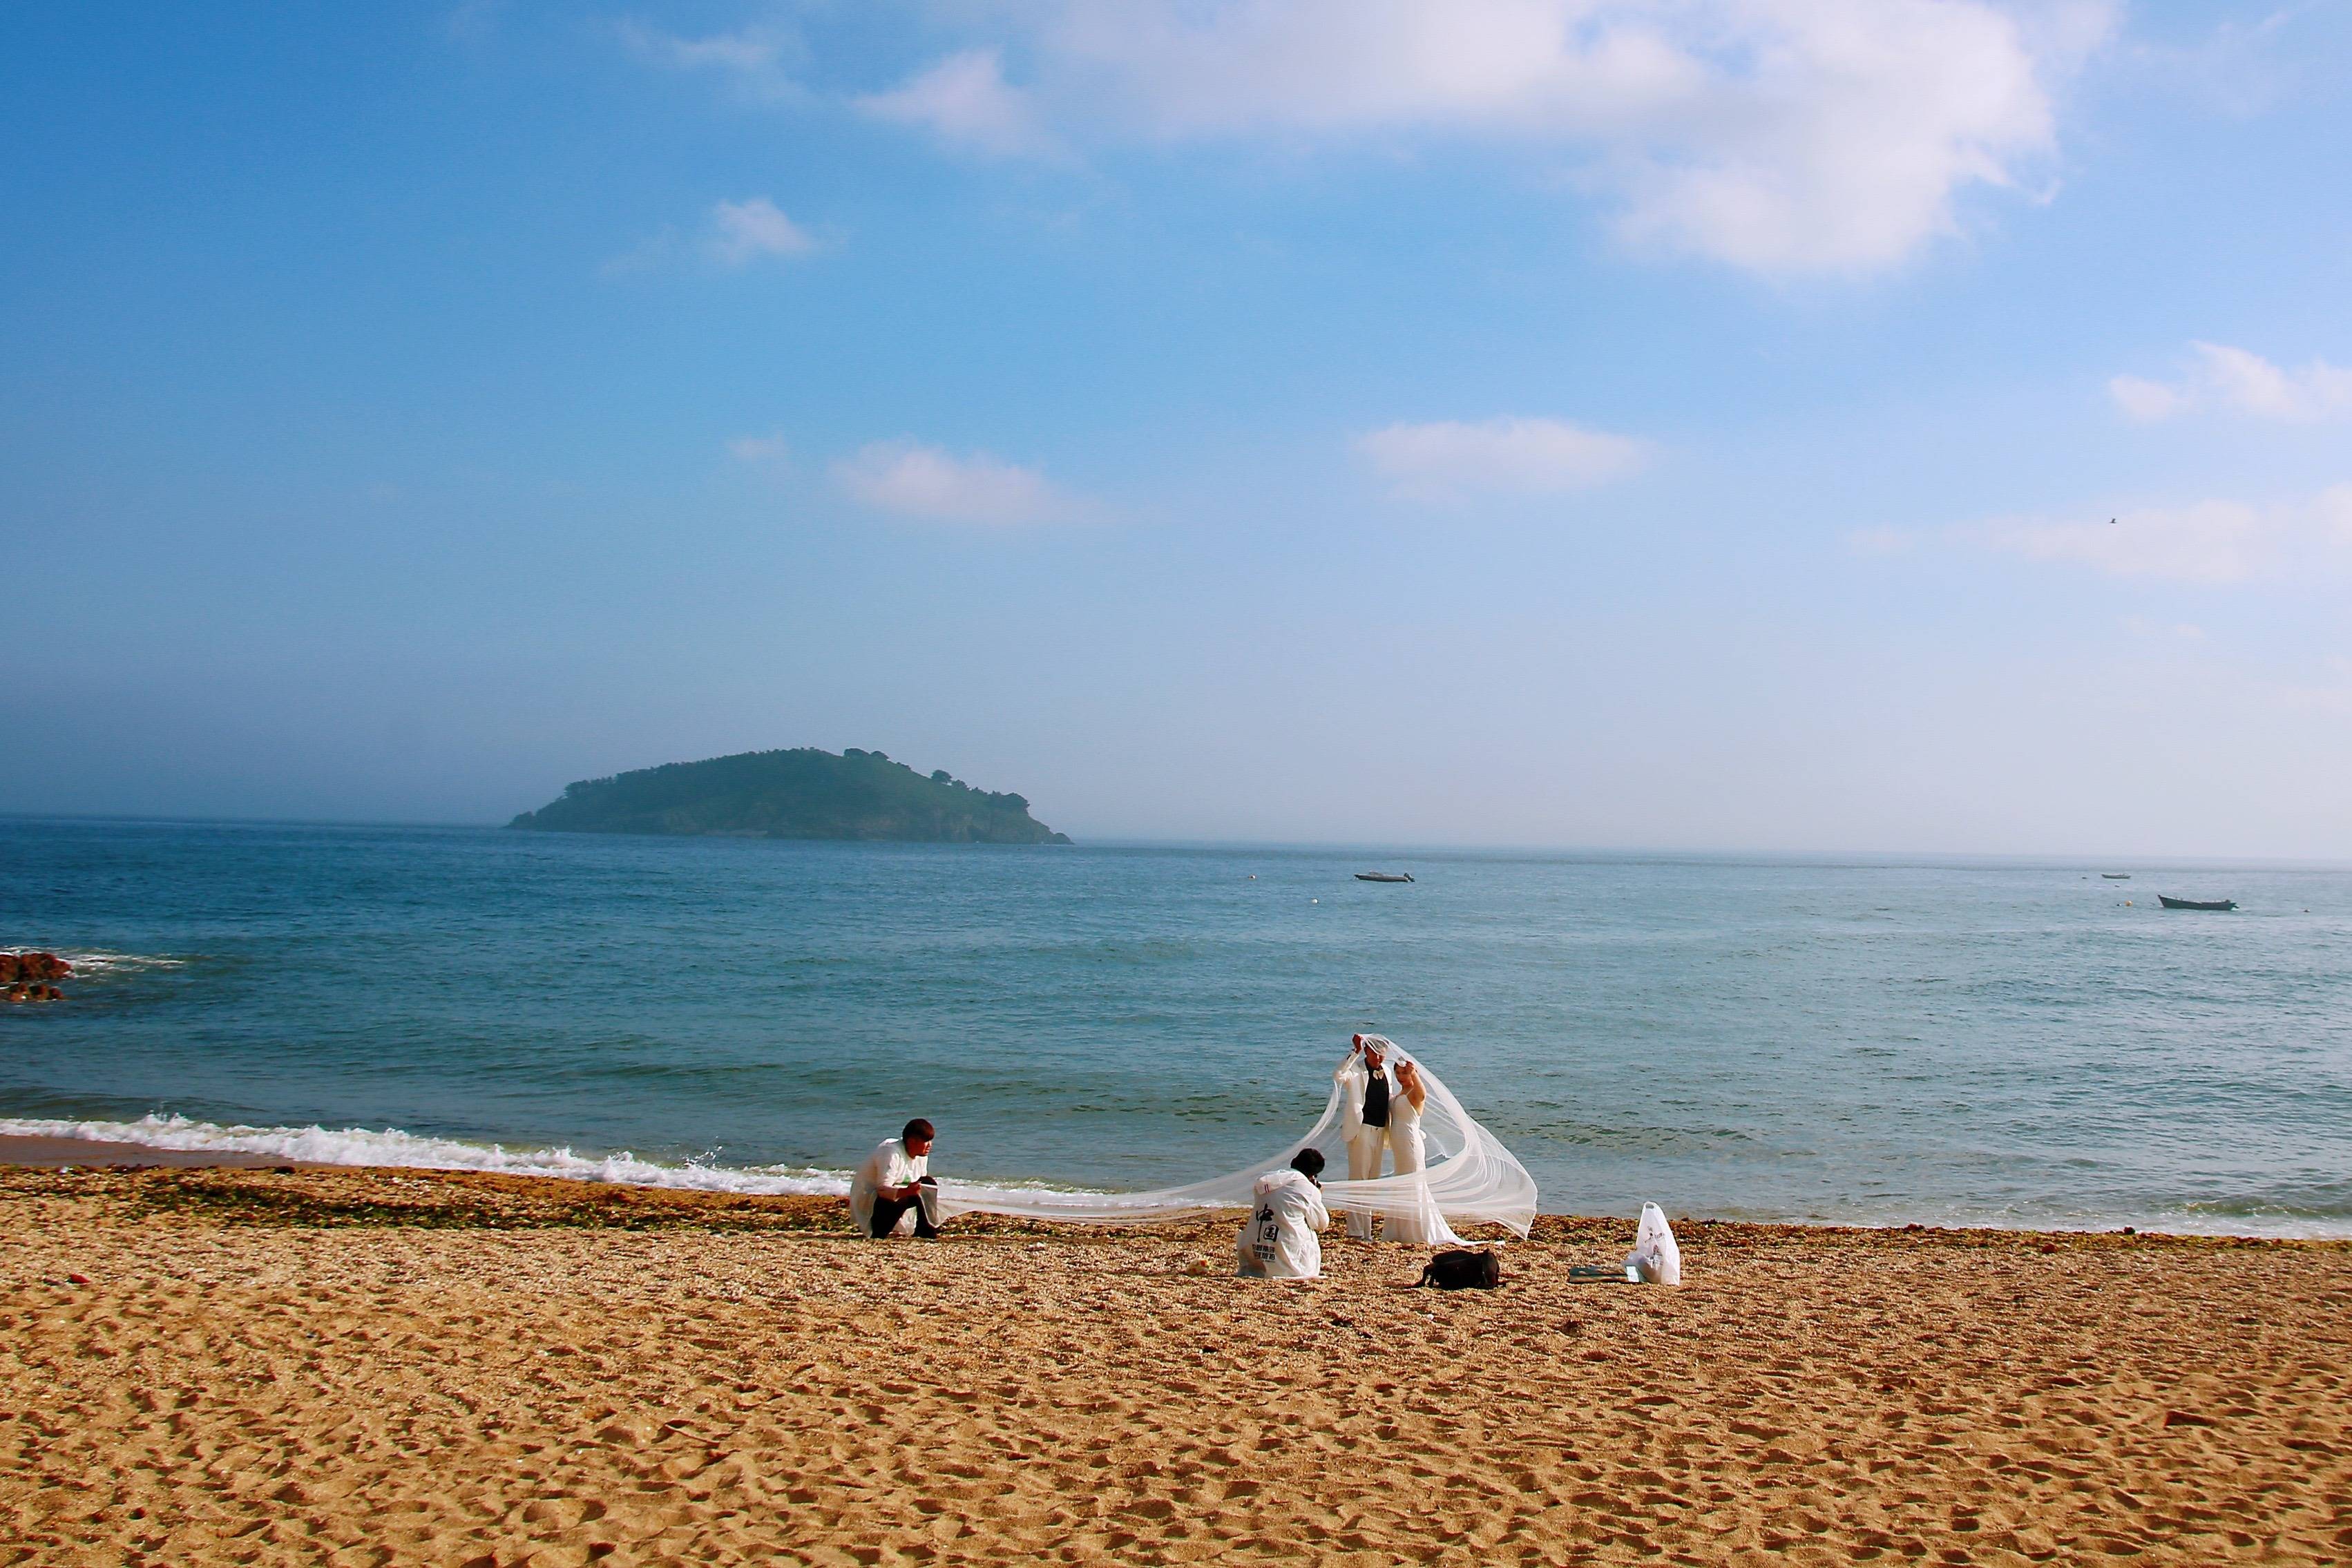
[{"xmin": 1417, "ymin": 1249, "xmax": 1502, "ymax": 1290}]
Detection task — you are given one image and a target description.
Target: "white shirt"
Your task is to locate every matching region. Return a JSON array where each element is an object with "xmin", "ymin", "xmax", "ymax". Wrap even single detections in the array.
[
  {"xmin": 849, "ymin": 1137, "xmax": 928, "ymax": 1238},
  {"xmin": 1235, "ymin": 1168, "xmax": 1330, "ymax": 1280}
]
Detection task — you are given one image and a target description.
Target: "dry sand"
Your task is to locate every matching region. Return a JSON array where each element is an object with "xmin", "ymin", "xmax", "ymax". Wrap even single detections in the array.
[{"xmin": 3, "ymin": 1163, "xmax": 2347, "ymax": 1567}]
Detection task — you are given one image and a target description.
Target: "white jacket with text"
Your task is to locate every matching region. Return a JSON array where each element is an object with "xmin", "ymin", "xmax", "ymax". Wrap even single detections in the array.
[{"xmin": 1235, "ymin": 1168, "xmax": 1330, "ymax": 1280}]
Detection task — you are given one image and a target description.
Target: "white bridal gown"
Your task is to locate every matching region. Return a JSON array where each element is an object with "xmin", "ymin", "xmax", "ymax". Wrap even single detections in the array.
[
  {"xmin": 926, "ymin": 1035, "xmax": 1536, "ymax": 1242},
  {"xmin": 1338, "ymin": 1051, "xmax": 1442, "ymax": 1244},
  {"xmin": 1382, "ymin": 1084, "xmax": 1437, "ymax": 1245}
]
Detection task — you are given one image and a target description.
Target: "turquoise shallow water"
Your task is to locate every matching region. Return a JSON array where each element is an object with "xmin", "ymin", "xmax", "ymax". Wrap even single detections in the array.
[{"xmin": 3, "ymin": 819, "xmax": 2349, "ymax": 1234}]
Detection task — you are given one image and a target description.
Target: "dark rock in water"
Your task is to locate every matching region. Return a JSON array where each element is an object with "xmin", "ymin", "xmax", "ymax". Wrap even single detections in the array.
[
  {"xmin": 1, "ymin": 951, "xmax": 71, "ymax": 1002},
  {"xmin": 507, "ymin": 747, "xmax": 1073, "ymax": 845}
]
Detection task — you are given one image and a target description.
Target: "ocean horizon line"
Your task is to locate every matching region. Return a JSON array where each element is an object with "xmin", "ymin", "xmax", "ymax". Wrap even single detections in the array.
[{"xmin": 4, "ymin": 813, "xmax": 2348, "ymax": 872}]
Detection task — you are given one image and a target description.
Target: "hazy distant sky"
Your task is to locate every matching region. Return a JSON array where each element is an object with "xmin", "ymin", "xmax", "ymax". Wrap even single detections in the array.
[{"xmin": 5, "ymin": 2, "xmax": 2349, "ymax": 854}]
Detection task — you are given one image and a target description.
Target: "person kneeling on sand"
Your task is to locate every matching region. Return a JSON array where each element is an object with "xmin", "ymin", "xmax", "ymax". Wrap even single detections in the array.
[
  {"xmin": 1236, "ymin": 1149, "xmax": 1330, "ymax": 1280},
  {"xmin": 850, "ymin": 1118, "xmax": 940, "ymax": 1239}
]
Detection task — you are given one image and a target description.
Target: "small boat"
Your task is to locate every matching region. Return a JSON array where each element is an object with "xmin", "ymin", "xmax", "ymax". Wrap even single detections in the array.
[
  {"xmin": 2157, "ymin": 895, "xmax": 2237, "ymax": 911},
  {"xmin": 1355, "ymin": 872, "xmax": 1414, "ymax": 883},
  {"xmin": 2101, "ymin": 872, "xmax": 2130, "ymax": 879}
]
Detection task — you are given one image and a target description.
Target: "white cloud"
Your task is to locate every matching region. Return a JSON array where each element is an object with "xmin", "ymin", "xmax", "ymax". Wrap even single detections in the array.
[
  {"xmin": 832, "ymin": 440, "xmax": 1080, "ymax": 525},
  {"xmin": 707, "ymin": 197, "xmax": 816, "ymax": 267},
  {"xmin": 617, "ymin": 19, "xmax": 803, "ymax": 103},
  {"xmin": 2109, "ymin": 341, "xmax": 2352, "ymax": 423},
  {"xmin": 1969, "ymin": 484, "xmax": 2352, "ymax": 584},
  {"xmin": 2104, "ymin": 372, "xmax": 2188, "ymax": 422},
  {"xmin": 606, "ymin": 200, "xmax": 820, "ymax": 276},
  {"xmin": 727, "ymin": 432, "xmax": 791, "ymax": 466},
  {"xmin": 597, "ymin": 227, "xmax": 679, "ymax": 278},
  {"xmin": 1357, "ymin": 417, "xmax": 1650, "ymax": 500},
  {"xmin": 2120, "ymin": 6, "xmax": 2313, "ymax": 118},
  {"xmin": 2196, "ymin": 342, "xmax": 2352, "ymax": 421},
  {"xmin": 848, "ymin": 0, "xmax": 2111, "ymax": 273},
  {"xmin": 857, "ymin": 50, "xmax": 1061, "ymax": 160},
  {"xmin": 2273, "ymin": 656, "xmax": 2352, "ymax": 718},
  {"xmin": 1989, "ymin": 501, "xmax": 2269, "ymax": 584}
]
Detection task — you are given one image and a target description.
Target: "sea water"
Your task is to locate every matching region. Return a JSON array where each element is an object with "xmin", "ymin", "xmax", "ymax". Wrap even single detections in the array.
[{"xmin": 3, "ymin": 818, "xmax": 2348, "ymax": 1236}]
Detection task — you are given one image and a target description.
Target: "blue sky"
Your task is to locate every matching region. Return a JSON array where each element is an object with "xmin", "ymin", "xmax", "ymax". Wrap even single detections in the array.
[{"xmin": 4, "ymin": 1, "xmax": 2349, "ymax": 853}]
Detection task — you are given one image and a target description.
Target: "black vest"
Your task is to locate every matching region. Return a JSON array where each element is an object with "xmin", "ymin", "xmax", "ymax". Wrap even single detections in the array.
[{"xmin": 1363, "ymin": 1067, "xmax": 1391, "ymax": 1129}]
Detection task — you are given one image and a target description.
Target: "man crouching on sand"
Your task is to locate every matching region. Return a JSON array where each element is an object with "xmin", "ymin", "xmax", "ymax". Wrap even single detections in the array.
[
  {"xmin": 850, "ymin": 1118, "xmax": 939, "ymax": 1239},
  {"xmin": 1236, "ymin": 1149, "xmax": 1329, "ymax": 1279}
]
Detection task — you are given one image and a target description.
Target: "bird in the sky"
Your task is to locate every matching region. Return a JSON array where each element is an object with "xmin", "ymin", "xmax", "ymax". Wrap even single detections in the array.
[{"xmin": 2108, "ymin": 516, "xmax": 2117, "ymax": 525}]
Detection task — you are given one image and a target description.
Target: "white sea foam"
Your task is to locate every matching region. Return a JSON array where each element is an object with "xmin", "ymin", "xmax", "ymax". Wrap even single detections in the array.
[
  {"xmin": 5, "ymin": 1116, "xmax": 2342, "ymax": 1237},
  {"xmin": 0, "ymin": 1113, "xmax": 859, "ymax": 1196},
  {"xmin": 3, "ymin": 948, "xmax": 188, "ymax": 975}
]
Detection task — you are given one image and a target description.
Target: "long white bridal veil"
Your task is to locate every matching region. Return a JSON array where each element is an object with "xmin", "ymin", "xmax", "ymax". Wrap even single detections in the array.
[{"xmin": 930, "ymin": 1038, "xmax": 1538, "ymax": 1239}]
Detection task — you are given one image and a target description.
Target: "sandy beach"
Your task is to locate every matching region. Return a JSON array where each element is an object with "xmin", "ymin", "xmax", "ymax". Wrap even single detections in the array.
[{"xmin": 3, "ymin": 1160, "xmax": 2347, "ymax": 1567}]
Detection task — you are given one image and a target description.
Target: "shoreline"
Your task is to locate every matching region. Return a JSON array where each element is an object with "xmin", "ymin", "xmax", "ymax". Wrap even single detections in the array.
[
  {"xmin": 0, "ymin": 1132, "xmax": 314, "ymax": 1171},
  {"xmin": 5, "ymin": 1161, "xmax": 2345, "ymax": 1565},
  {"xmin": 0, "ymin": 1131, "xmax": 2335, "ymax": 1243}
]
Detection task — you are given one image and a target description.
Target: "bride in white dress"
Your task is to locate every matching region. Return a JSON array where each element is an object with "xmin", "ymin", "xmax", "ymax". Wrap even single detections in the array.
[{"xmin": 1381, "ymin": 1055, "xmax": 1440, "ymax": 1245}]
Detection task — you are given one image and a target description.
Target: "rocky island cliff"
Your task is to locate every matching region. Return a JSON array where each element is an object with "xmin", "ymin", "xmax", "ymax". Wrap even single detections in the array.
[{"xmin": 507, "ymin": 747, "xmax": 1072, "ymax": 844}]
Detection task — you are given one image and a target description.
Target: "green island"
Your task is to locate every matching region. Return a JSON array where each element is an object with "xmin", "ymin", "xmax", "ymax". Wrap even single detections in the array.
[{"xmin": 507, "ymin": 747, "xmax": 1072, "ymax": 844}]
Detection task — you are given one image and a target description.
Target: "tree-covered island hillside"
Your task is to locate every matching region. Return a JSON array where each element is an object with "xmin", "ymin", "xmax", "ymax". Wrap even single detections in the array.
[{"xmin": 507, "ymin": 748, "xmax": 1072, "ymax": 843}]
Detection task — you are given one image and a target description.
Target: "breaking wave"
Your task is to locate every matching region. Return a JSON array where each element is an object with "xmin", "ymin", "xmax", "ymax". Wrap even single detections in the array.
[
  {"xmin": 3, "ymin": 949, "xmax": 188, "ymax": 976},
  {"xmin": 0, "ymin": 1113, "xmax": 858, "ymax": 1196}
]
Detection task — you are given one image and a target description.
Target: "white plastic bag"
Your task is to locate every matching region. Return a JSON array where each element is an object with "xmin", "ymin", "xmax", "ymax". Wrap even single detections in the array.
[{"xmin": 1625, "ymin": 1202, "xmax": 1681, "ymax": 1285}]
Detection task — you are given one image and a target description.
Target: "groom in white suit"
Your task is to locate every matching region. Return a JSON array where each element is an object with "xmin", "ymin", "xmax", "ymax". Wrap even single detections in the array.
[{"xmin": 1335, "ymin": 1033, "xmax": 1397, "ymax": 1239}]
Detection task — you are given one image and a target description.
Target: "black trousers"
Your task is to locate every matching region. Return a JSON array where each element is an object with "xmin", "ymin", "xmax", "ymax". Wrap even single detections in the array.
[{"xmin": 869, "ymin": 1179, "xmax": 939, "ymax": 1239}]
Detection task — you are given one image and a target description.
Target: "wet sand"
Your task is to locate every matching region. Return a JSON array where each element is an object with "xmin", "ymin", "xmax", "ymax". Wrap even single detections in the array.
[
  {"xmin": 3, "ymin": 1163, "xmax": 2347, "ymax": 1566},
  {"xmin": 0, "ymin": 1133, "xmax": 303, "ymax": 1170}
]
